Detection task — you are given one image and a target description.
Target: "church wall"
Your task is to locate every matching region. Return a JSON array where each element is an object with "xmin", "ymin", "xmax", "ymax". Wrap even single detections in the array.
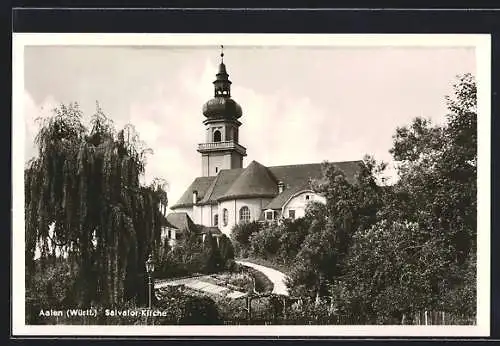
[
  {"xmin": 231, "ymin": 152, "xmax": 243, "ymax": 169},
  {"xmin": 202, "ymin": 153, "xmax": 228, "ymax": 176},
  {"xmin": 282, "ymin": 191, "xmax": 326, "ymax": 219},
  {"xmin": 193, "ymin": 204, "xmax": 202, "ymax": 225},
  {"xmin": 197, "ymin": 205, "xmax": 212, "ymax": 226},
  {"xmin": 218, "ymin": 197, "xmax": 272, "ymax": 237},
  {"xmin": 218, "ymin": 200, "xmax": 235, "ymax": 236},
  {"xmin": 210, "ymin": 204, "xmax": 219, "ymax": 227},
  {"xmin": 206, "ymin": 123, "xmax": 226, "ymax": 142},
  {"xmin": 201, "ymin": 155, "xmax": 209, "ymax": 176},
  {"xmin": 225, "ymin": 124, "xmax": 233, "ymax": 141}
]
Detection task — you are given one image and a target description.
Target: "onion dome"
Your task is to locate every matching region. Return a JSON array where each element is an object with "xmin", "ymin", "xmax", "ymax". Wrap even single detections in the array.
[{"xmin": 202, "ymin": 46, "xmax": 243, "ymax": 120}]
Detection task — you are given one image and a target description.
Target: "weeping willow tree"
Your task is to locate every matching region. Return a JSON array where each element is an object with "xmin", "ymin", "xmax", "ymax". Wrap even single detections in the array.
[{"xmin": 25, "ymin": 102, "xmax": 168, "ymax": 307}]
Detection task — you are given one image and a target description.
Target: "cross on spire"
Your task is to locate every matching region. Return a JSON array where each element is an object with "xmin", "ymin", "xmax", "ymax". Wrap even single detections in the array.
[{"xmin": 220, "ymin": 45, "xmax": 224, "ymax": 62}]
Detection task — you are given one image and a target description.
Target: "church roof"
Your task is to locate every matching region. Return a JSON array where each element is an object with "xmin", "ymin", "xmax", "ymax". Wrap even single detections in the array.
[
  {"xmin": 171, "ymin": 176, "xmax": 216, "ymax": 208},
  {"xmin": 199, "ymin": 168, "xmax": 244, "ymax": 204},
  {"xmin": 170, "ymin": 160, "xmax": 363, "ymax": 210},
  {"xmin": 165, "ymin": 212, "xmax": 196, "ymax": 232},
  {"xmin": 264, "ymin": 182, "xmax": 313, "ymax": 210},
  {"xmin": 218, "ymin": 160, "xmax": 278, "ymax": 201},
  {"xmin": 195, "ymin": 225, "xmax": 223, "ymax": 236},
  {"xmin": 265, "ymin": 161, "xmax": 362, "ymax": 210}
]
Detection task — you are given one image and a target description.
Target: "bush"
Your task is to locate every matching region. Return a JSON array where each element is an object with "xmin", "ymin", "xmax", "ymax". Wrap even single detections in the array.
[
  {"xmin": 248, "ymin": 224, "xmax": 281, "ymax": 260},
  {"xmin": 26, "ymin": 258, "xmax": 78, "ymax": 324},
  {"xmin": 238, "ymin": 218, "xmax": 312, "ymax": 268},
  {"xmin": 155, "ymin": 287, "xmax": 222, "ymax": 325},
  {"xmin": 214, "ymin": 297, "xmax": 248, "ymax": 321},
  {"xmin": 156, "ymin": 233, "xmax": 235, "ymax": 279},
  {"xmin": 231, "ymin": 221, "xmax": 262, "ymax": 256}
]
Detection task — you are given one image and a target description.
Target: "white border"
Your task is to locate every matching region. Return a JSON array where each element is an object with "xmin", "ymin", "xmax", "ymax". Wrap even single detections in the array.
[{"xmin": 12, "ymin": 33, "xmax": 491, "ymax": 337}]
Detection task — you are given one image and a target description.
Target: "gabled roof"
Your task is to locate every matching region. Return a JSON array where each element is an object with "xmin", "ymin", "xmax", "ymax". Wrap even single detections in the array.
[
  {"xmin": 196, "ymin": 225, "xmax": 223, "ymax": 236},
  {"xmin": 170, "ymin": 160, "xmax": 363, "ymax": 210},
  {"xmin": 264, "ymin": 182, "xmax": 313, "ymax": 210},
  {"xmin": 170, "ymin": 176, "xmax": 216, "ymax": 209},
  {"xmin": 199, "ymin": 168, "xmax": 244, "ymax": 205},
  {"xmin": 165, "ymin": 212, "xmax": 196, "ymax": 232},
  {"xmin": 218, "ymin": 160, "xmax": 278, "ymax": 201},
  {"xmin": 264, "ymin": 161, "xmax": 362, "ymax": 209}
]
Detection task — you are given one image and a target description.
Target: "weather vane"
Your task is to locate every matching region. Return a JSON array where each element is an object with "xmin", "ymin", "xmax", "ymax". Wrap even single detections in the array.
[{"xmin": 220, "ymin": 45, "xmax": 224, "ymax": 62}]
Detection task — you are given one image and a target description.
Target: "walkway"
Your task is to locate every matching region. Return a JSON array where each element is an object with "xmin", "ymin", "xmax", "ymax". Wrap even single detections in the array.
[
  {"xmin": 155, "ymin": 276, "xmax": 247, "ymax": 299},
  {"xmin": 236, "ymin": 260, "xmax": 289, "ymax": 296}
]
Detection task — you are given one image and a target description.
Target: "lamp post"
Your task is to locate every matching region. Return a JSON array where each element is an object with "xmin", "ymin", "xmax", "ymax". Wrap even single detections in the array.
[{"xmin": 145, "ymin": 254, "xmax": 155, "ymax": 309}]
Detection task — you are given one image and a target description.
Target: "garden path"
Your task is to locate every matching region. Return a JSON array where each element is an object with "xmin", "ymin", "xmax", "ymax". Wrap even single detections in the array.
[{"xmin": 235, "ymin": 260, "xmax": 289, "ymax": 296}]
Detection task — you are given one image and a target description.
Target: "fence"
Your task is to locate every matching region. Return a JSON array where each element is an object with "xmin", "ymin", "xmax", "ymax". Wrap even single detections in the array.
[
  {"xmin": 221, "ymin": 294, "xmax": 476, "ymax": 325},
  {"xmin": 402, "ymin": 311, "xmax": 475, "ymax": 325}
]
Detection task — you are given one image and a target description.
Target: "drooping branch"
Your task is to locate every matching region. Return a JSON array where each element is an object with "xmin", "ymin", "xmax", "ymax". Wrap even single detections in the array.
[{"xmin": 25, "ymin": 102, "xmax": 168, "ymax": 306}]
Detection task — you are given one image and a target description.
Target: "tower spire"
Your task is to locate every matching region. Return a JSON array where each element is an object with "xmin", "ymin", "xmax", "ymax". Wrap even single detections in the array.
[
  {"xmin": 213, "ymin": 45, "xmax": 231, "ymax": 98},
  {"xmin": 199, "ymin": 45, "xmax": 246, "ymax": 176}
]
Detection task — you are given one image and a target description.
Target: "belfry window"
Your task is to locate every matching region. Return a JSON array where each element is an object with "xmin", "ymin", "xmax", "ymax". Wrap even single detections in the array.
[
  {"xmin": 239, "ymin": 206, "xmax": 251, "ymax": 223},
  {"xmin": 214, "ymin": 214, "xmax": 219, "ymax": 226},
  {"xmin": 213, "ymin": 130, "xmax": 221, "ymax": 142}
]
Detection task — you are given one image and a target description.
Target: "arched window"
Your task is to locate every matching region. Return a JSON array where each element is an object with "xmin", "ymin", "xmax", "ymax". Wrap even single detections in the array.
[
  {"xmin": 213, "ymin": 130, "xmax": 221, "ymax": 142},
  {"xmin": 214, "ymin": 214, "xmax": 219, "ymax": 226},
  {"xmin": 222, "ymin": 209, "xmax": 228, "ymax": 226},
  {"xmin": 239, "ymin": 206, "xmax": 251, "ymax": 223}
]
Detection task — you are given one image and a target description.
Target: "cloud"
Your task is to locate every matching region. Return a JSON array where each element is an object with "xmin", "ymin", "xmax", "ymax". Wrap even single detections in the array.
[
  {"xmin": 124, "ymin": 58, "xmax": 347, "ymax": 207},
  {"xmin": 23, "ymin": 46, "xmax": 476, "ymax": 210}
]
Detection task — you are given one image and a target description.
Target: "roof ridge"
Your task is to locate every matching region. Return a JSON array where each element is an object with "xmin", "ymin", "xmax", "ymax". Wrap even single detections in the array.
[
  {"xmin": 268, "ymin": 160, "xmax": 363, "ymax": 168},
  {"xmin": 218, "ymin": 160, "xmax": 278, "ymax": 201},
  {"xmin": 200, "ymin": 172, "xmax": 222, "ymax": 203}
]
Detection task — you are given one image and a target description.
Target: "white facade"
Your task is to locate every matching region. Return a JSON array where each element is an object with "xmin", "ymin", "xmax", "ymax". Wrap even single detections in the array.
[
  {"xmin": 179, "ymin": 197, "xmax": 274, "ymax": 237},
  {"xmin": 282, "ymin": 190, "xmax": 326, "ymax": 220},
  {"xmin": 215, "ymin": 197, "xmax": 272, "ymax": 236},
  {"xmin": 180, "ymin": 191, "xmax": 325, "ymax": 237},
  {"xmin": 161, "ymin": 227, "xmax": 179, "ymax": 248},
  {"xmin": 171, "ymin": 206, "xmax": 194, "ymax": 220}
]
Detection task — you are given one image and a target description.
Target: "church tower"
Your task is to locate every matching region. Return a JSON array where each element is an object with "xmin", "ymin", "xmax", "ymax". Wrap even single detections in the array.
[{"xmin": 198, "ymin": 46, "xmax": 247, "ymax": 177}]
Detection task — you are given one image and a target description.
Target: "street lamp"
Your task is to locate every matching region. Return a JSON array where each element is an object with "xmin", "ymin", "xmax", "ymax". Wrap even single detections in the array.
[{"xmin": 146, "ymin": 254, "xmax": 155, "ymax": 309}]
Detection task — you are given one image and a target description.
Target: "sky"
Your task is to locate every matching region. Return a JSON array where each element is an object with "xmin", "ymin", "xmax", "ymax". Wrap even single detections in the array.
[{"xmin": 23, "ymin": 44, "xmax": 476, "ymax": 210}]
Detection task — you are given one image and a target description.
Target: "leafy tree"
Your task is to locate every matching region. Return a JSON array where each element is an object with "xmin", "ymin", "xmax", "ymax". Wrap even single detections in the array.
[
  {"xmin": 287, "ymin": 157, "xmax": 387, "ymax": 298},
  {"xmin": 25, "ymin": 102, "xmax": 168, "ymax": 307},
  {"xmin": 276, "ymin": 217, "xmax": 312, "ymax": 265},
  {"xmin": 285, "ymin": 74, "xmax": 476, "ymax": 324},
  {"xmin": 330, "ymin": 73, "xmax": 477, "ymax": 323},
  {"xmin": 390, "ymin": 73, "xmax": 477, "ymax": 264}
]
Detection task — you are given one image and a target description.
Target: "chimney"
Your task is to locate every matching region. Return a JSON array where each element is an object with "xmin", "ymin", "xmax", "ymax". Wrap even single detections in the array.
[
  {"xmin": 278, "ymin": 181, "xmax": 285, "ymax": 194},
  {"xmin": 192, "ymin": 190, "xmax": 198, "ymax": 204}
]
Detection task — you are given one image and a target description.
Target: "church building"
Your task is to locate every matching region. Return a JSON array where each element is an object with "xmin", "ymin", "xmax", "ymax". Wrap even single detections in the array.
[{"xmin": 167, "ymin": 48, "xmax": 363, "ymax": 238}]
